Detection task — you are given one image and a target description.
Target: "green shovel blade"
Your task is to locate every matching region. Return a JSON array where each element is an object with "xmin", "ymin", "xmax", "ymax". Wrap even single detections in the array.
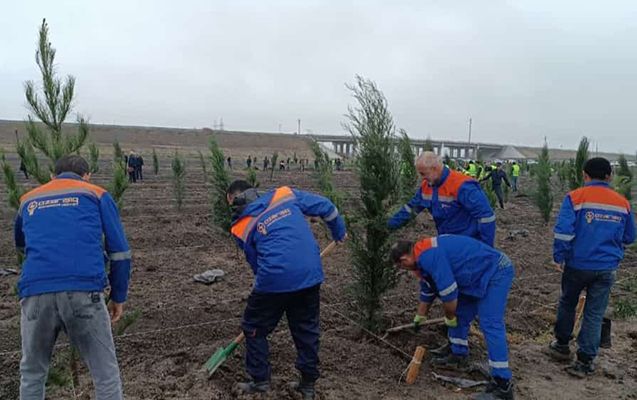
[{"xmin": 205, "ymin": 342, "xmax": 240, "ymax": 377}]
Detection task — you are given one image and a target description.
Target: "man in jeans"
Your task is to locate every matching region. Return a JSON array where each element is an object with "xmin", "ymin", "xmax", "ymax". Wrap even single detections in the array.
[
  {"xmin": 550, "ymin": 157, "xmax": 635, "ymax": 377},
  {"xmin": 15, "ymin": 155, "xmax": 132, "ymax": 400},
  {"xmin": 227, "ymin": 180, "xmax": 346, "ymax": 399}
]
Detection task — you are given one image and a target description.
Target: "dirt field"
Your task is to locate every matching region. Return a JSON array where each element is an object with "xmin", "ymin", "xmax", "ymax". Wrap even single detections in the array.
[{"xmin": 0, "ymin": 131, "xmax": 636, "ymax": 400}]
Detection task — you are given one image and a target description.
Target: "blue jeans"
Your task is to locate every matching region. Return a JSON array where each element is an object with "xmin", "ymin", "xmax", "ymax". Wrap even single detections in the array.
[
  {"xmin": 242, "ymin": 284, "xmax": 320, "ymax": 383},
  {"xmin": 511, "ymin": 176, "xmax": 518, "ymax": 192},
  {"xmin": 555, "ymin": 267, "xmax": 616, "ymax": 361},
  {"xmin": 448, "ymin": 255, "xmax": 515, "ymax": 380}
]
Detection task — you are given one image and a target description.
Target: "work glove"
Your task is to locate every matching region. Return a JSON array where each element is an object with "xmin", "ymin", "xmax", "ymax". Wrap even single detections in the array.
[
  {"xmin": 413, "ymin": 314, "xmax": 426, "ymax": 333},
  {"xmin": 444, "ymin": 316, "xmax": 458, "ymax": 328}
]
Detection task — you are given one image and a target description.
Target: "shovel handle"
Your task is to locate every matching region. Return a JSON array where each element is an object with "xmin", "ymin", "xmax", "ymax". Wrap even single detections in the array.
[
  {"xmin": 320, "ymin": 241, "xmax": 338, "ymax": 258},
  {"xmin": 386, "ymin": 317, "xmax": 445, "ymax": 333},
  {"xmin": 234, "ymin": 332, "xmax": 245, "ymax": 344}
]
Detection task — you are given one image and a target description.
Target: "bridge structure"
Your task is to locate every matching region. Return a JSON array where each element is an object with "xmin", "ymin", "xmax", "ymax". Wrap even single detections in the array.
[{"xmin": 309, "ymin": 134, "xmax": 502, "ymax": 159}]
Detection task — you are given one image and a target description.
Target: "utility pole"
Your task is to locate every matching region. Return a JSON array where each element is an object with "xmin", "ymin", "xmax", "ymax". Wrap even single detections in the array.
[
  {"xmin": 467, "ymin": 117, "xmax": 472, "ymax": 144},
  {"xmin": 297, "ymin": 119, "xmax": 301, "ymax": 135}
]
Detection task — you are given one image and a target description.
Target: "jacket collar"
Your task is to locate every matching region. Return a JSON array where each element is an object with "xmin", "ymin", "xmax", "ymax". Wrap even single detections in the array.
[
  {"xmin": 433, "ymin": 166, "xmax": 450, "ymax": 187},
  {"xmin": 56, "ymin": 172, "xmax": 84, "ymax": 181},
  {"xmin": 585, "ymin": 180, "xmax": 609, "ymax": 187}
]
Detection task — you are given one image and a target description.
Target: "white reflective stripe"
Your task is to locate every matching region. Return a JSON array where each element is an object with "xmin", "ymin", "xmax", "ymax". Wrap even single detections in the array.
[
  {"xmin": 420, "ymin": 291, "xmax": 435, "ymax": 297},
  {"xmin": 324, "ymin": 209, "xmax": 339, "ymax": 222},
  {"xmin": 554, "ymin": 233, "xmax": 575, "ymax": 241},
  {"xmin": 573, "ymin": 202, "xmax": 628, "ymax": 214},
  {"xmin": 403, "ymin": 204, "xmax": 413, "ymax": 213},
  {"xmin": 489, "ymin": 360, "xmax": 509, "ymax": 369},
  {"xmin": 109, "ymin": 251, "xmax": 132, "ymax": 261},
  {"xmin": 449, "ymin": 337, "xmax": 468, "ymax": 346},
  {"xmin": 431, "ymin": 236, "xmax": 438, "ymax": 248},
  {"xmin": 437, "ymin": 195, "xmax": 454, "ymax": 202},
  {"xmin": 479, "ymin": 215, "xmax": 496, "ymax": 223},
  {"xmin": 439, "ymin": 281, "xmax": 457, "ymax": 296},
  {"xmin": 422, "ymin": 193, "xmax": 432, "ymax": 200}
]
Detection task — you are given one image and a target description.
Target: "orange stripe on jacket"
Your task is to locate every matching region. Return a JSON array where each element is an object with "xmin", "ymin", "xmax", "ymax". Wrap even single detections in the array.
[
  {"xmin": 20, "ymin": 178, "xmax": 106, "ymax": 204},
  {"xmin": 230, "ymin": 186, "xmax": 295, "ymax": 241},
  {"xmin": 413, "ymin": 237, "xmax": 438, "ymax": 259},
  {"xmin": 231, "ymin": 216, "xmax": 254, "ymax": 240},
  {"xmin": 569, "ymin": 186, "xmax": 630, "ymax": 209},
  {"xmin": 421, "ymin": 170, "xmax": 475, "ymax": 199}
]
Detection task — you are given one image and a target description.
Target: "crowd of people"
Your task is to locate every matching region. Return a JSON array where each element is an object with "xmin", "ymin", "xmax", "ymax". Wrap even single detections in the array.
[
  {"xmin": 124, "ymin": 151, "xmax": 144, "ymax": 183},
  {"xmin": 10, "ymin": 150, "xmax": 635, "ymax": 400}
]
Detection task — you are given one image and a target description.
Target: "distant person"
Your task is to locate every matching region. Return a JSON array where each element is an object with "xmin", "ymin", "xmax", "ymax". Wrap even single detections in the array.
[
  {"xmin": 263, "ymin": 156, "xmax": 269, "ymax": 171},
  {"xmin": 19, "ymin": 160, "xmax": 29, "ymax": 179},
  {"xmin": 136, "ymin": 153, "xmax": 144, "ymax": 181},
  {"xmin": 335, "ymin": 158, "xmax": 342, "ymax": 171},
  {"xmin": 314, "ymin": 159, "xmax": 319, "ymax": 170},
  {"xmin": 253, "ymin": 156, "xmax": 258, "ymax": 167},
  {"xmin": 247, "ymin": 156, "xmax": 252, "ymax": 169},
  {"xmin": 286, "ymin": 158, "xmax": 291, "ymax": 170},
  {"xmin": 279, "ymin": 160, "xmax": 286, "ymax": 170},
  {"xmin": 549, "ymin": 157, "xmax": 635, "ymax": 378},
  {"xmin": 126, "ymin": 151, "xmax": 137, "ymax": 183},
  {"xmin": 227, "ymin": 156, "xmax": 232, "ymax": 169},
  {"xmin": 14, "ymin": 155, "xmax": 131, "ymax": 400},
  {"xmin": 511, "ymin": 162, "xmax": 520, "ymax": 192},
  {"xmin": 481, "ymin": 162, "xmax": 511, "ymax": 209}
]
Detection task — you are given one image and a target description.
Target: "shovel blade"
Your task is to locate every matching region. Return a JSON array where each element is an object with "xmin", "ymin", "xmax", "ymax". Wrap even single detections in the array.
[{"xmin": 205, "ymin": 347, "xmax": 227, "ymax": 373}]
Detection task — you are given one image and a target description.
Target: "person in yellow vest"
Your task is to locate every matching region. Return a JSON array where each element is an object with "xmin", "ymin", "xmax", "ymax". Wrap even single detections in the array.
[
  {"xmin": 511, "ymin": 162, "xmax": 520, "ymax": 192},
  {"xmin": 465, "ymin": 160, "xmax": 478, "ymax": 177}
]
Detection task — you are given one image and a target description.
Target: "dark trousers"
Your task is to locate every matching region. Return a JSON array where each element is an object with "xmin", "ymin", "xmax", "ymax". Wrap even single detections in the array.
[
  {"xmin": 135, "ymin": 166, "xmax": 143, "ymax": 181},
  {"xmin": 494, "ymin": 185, "xmax": 504, "ymax": 208},
  {"xmin": 242, "ymin": 284, "xmax": 321, "ymax": 383},
  {"xmin": 555, "ymin": 267, "xmax": 615, "ymax": 361},
  {"xmin": 128, "ymin": 171, "xmax": 136, "ymax": 183}
]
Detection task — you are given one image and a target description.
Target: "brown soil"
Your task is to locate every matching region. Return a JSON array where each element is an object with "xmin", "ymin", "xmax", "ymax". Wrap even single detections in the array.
[{"xmin": 0, "ymin": 133, "xmax": 636, "ymax": 400}]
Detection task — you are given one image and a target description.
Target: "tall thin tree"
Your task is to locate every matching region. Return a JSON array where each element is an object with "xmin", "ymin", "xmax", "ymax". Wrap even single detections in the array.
[{"xmin": 343, "ymin": 76, "xmax": 399, "ymax": 331}]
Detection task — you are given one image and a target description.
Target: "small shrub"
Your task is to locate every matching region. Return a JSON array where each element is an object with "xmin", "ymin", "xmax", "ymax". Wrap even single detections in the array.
[
  {"xmin": 171, "ymin": 151, "xmax": 186, "ymax": 210},
  {"xmin": 397, "ymin": 129, "xmax": 418, "ymax": 204},
  {"xmin": 152, "ymin": 148, "xmax": 159, "ymax": 175},
  {"xmin": 569, "ymin": 137, "xmax": 589, "ymax": 190},
  {"xmin": 88, "ymin": 142, "xmax": 100, "ymax": 173},
  {"xmin": 208, "ymin": 137, "xmax": 232, "ymax": 232},
  {"xmin": 534, "ymin": 142, "xmax": 553, "ymax": 223}
]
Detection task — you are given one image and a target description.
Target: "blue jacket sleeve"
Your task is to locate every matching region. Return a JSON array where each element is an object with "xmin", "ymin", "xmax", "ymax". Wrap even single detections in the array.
[
  {"xmin": 292, "ymin": 189, "xmax": 346, "ymax": 241},
  {"xmin": 388, "ymin": 187, "xmax": 429, "ymax": 230},
  {"xmin": 623, "ymin": 207, "xmax": 636, "ymax": 246},
  {"xmin": 458, "ymin": 182, "xmax": 496, "ymax": 247},
  {"xmin": 14, "ymin": 213, "xmax": 25, "ymax": 255},
  {"xmin": 419, "ymin": 250, "xmax": 458, "ymax": 303},
  {"xmin": 419, "ymin": 279, "xmax": 437, "ymax": 304},
  {"xmin": 100, "ymin": 193, "xmax": 132, "ymax": 303},
  {"xmin": 553, "ymin": 195, "xmax": 576, "ymax": 264}
]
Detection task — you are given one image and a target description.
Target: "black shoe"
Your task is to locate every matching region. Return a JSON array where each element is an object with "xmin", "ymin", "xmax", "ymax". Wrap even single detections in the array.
[
  {"xmin": 236, "ymin": 380, "xmax": 270, "ymax": 394},
  {"xmin": 565, "ymin": 359, "xmax": 594, "ymax": 378},
  {"xmin": 429, "ymin": 342, "xmax": 451, "ymax": 357},
  {"xmin": 431, "ymin": 353, "xmax": 470, "ymax": 371},
  {"xmin": 472, "ymin": 378, "xmax": 514, "ymax": 400},
  {"xmin": 548, "ymin": 340, "xmax": 572, "ymax": 362},
  {"xmin": 289, "ymin": 378, "xmax": 316, "ymax": 400}
]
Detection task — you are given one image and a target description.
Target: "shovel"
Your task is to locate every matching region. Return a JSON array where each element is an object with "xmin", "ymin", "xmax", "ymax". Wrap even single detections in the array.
[{"xmin": 204, "ymin": 240, "xmax": 338, "ymax": 377}]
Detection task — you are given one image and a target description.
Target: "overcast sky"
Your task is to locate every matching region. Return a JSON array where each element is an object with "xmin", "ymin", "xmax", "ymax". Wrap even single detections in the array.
[{"xmin": 2, "ymin": 1, "xmax": 637, "ymax": 153}]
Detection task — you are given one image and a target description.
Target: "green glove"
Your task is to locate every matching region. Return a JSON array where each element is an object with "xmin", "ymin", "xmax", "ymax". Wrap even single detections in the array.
[
  {"xmin": 444, "ymin": 316, "xmax": 458, "ymax": 328},
  {"xmin": 413, "ymin": 314, "xmax": 426, "ymax": 333}
]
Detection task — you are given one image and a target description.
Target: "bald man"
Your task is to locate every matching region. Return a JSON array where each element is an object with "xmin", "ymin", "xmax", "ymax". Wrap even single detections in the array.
[{"xmin": 388, "ymin": 152, "xmax": 496, "ymax": 247}]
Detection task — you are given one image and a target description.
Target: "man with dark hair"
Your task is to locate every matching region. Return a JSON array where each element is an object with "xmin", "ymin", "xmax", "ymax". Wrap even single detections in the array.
[
  {"xmin": 550, "ymin": 157, "xmax": 635, "ymax": 377},
  {"xmin": 481, "ymin": 162, "xmax": 511, "ymax": 209},
  {"xmin": 391, "ymin": 235, "xmax": 515, "ymax": 400},
  {"xmin": 14, "ymin": 155, "xmax": 131, "ymax": 400},
  {"xmin": 227, "ymin": 180, "xmax": 346, "ymax": 399},
  {"xmin": 136, "ymin": 153, "xmax": 144, "ymax": 181}
]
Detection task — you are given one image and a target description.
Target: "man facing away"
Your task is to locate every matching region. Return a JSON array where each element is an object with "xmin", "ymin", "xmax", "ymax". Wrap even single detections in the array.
[
  {"xmin": 389, "ymin": 152, "xmax": 496, "ymax": 247},
  {"xmin": 227, "ymin": 180, "xmax": 346, "ymax": 399},
  {"xmin": 549, "ymin": 157, "xmax": 635, "ymax": 377},
  {"xmin": 391, "ymin": 235, "xmax": 515, "ymax": 400},
  {"xmin": 15, "ymin": 155, "xmax": 131, "ymax": 400}
]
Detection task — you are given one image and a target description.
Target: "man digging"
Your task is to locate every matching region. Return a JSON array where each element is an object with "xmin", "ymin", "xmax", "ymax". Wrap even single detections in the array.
[
  {"xmin": 227, "ymin": 180, "xmax": 346, "ymax": 399},
  {"xmin": 391, "ymin": 235, "xmax": 515, "ymax": 400}
]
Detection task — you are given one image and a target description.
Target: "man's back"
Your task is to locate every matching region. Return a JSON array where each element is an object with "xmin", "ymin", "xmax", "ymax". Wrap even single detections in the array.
[
  {"xmin": 554, "ymin": 182, "xmax": 635, "ymax": 270},
  {"xmin": 15, "ymin": 173, "xmax": 130, "ymax": 301}
]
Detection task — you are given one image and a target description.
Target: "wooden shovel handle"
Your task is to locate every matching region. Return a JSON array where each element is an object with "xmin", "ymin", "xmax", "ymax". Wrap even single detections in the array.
[
  {"xmin": 320, "ymin": 241, "xmax": 338, "ymax": 258},
  {"xmin": 235, "ymin": 332, "xmax": 245, "ymax": 344},
  {"xmin": 386, "ymin": 317, "xmax": 445, "ymax": 333}
]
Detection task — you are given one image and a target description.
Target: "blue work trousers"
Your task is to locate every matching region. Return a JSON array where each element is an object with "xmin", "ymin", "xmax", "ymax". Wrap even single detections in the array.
[
  {"xmin": 242, "ymin": 284, "xmax": 320, "ymax": 383},
  {"xmin": 448, "ymin": 257, "xmax": 514, "ymax": 380}
]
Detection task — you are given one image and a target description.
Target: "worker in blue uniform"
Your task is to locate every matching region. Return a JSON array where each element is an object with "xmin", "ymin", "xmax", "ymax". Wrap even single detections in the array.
[
  {"xmin": 391, "ymin": 234, "xmax": 515, "ymax": 400},
  {"xmin": 228, "ymin": 180, "xmax": 347, "ymax": 399},
  {"xmin": 388, "ymin": 152, "xmax": 496, "ymax": 247}
]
